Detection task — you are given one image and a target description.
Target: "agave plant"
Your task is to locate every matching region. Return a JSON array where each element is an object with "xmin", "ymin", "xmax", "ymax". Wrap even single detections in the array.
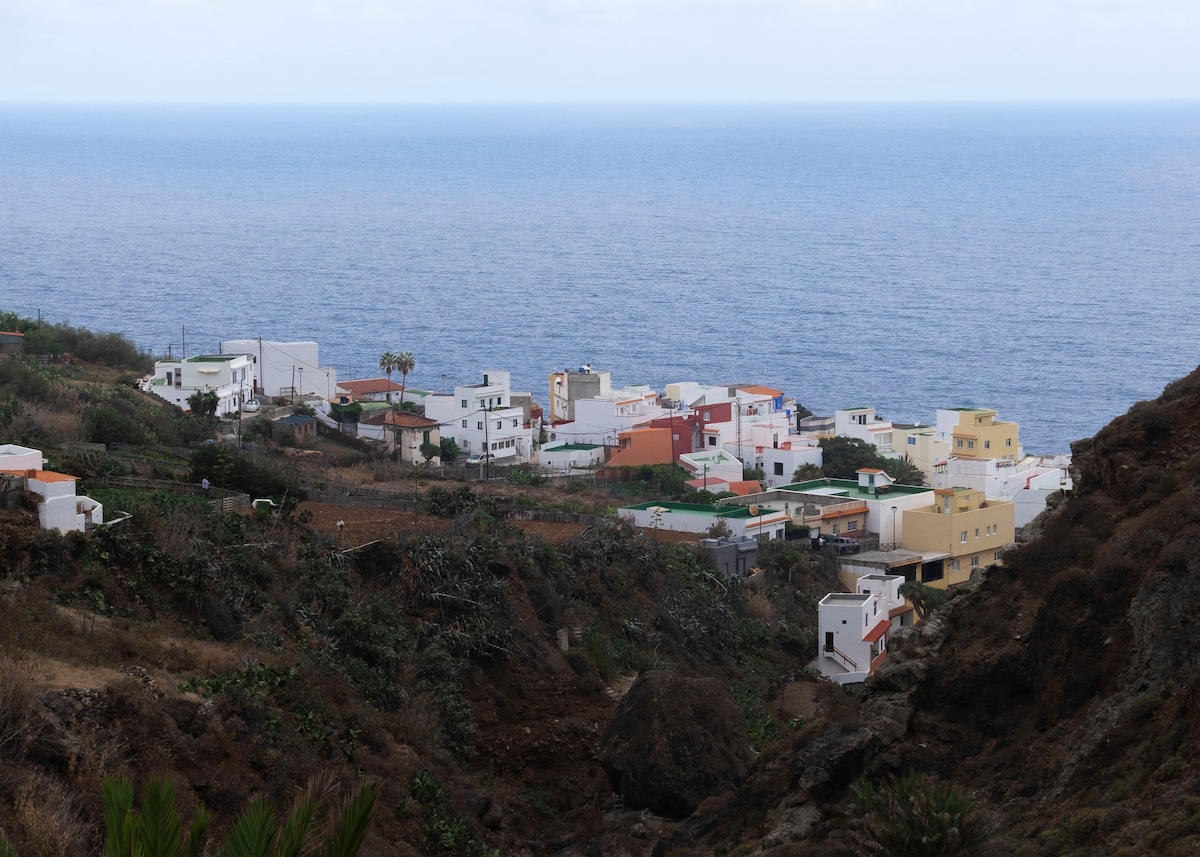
[{"xmin": 90, "ymin": 773, "xmax": 377, "ymax": 857}]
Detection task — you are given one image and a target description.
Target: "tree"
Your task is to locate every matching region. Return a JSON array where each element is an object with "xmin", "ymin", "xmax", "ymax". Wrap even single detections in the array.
[
  {"xmin": 883, "ymin": 454, "xmax": 925, "ymax": 487},
  {"xmin": 419, "ymin": 440, "xmax": 440, "ymax": 466},
  {"xmin": 791, "ymin": 462, "xmax": 824, "ymax": 483},
  {"xmin": 899, "ymin": 580, "xmax": 948, "ymax": 621},
  {"xmin": 439, "ymin": 436, "xmax": 460, "ymax": 462},
  {"xmin": 817, "ymin": 436, "xmax": 890, "ymax": 480},
  {"xmin": 394, "ymin": 352, "xmax": 415, "ymax": 409},
  {"xmin": 186, "ymin": 390, "xmax": 220, "ymax": 423},
  {"xmin": 378, "ymin": 352, "xmax": 398, "ymax": 403}
]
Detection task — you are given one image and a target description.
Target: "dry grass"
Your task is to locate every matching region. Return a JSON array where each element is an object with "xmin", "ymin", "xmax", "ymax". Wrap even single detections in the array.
[
  {"xmin": 0, "ymin": 658, "xmax": 43, "ymax": 762},
  {"xmin": 5, "ymin": 771, "xmax": 86, "ymax": 857},
  {"xmin": 22, "ymin": 402, "xmax": 83, "ymax": 447},
  {"xmin": 746, "ymin": 590, "xmax": 779, "ymax": 621}
]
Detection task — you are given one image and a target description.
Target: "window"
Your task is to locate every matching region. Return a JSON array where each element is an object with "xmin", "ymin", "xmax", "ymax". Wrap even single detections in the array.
[
  {"xmin": 970, "ymin": 556, "xmax": 980, "ymax": 567},
  {"xmin": 461, "ymin": 420, "xmax": 467, "ymax": 428},
  {"xmin": 994, "ymin": 550, "xmax": 1002, "ymax": 561},
  {"xmin": 495, "ymin": 420, "xmax": 502, "ymax": 429},
  {"xmin": 512, "ymin": 419, "xmax": 518, "ymax": 427},
  {"xmin": 476, "ymin": 422, "xmax": 483, "ymax": 430},
  {"xmin": 907, "ymin": 436, "xmax": 917, "ymax": 445},
  {"xmin": 960, "ymin": 531, "xmax": 968, "ymax": 543},
  {"xmin": 967, "ymin": 440, "xmax": 975, "ymax": 450},
  {"xmin": 956, "ymin": 439, "xmax": 964, "ymax": 448},
  {"xmin": 461, "ymin": 399, "xmax": 467, "ymax": 408},
  {"xmin": 703, "ymin": 411, "xmax": 710, "ymax": 421},
  {"xmin": 708, "ymin": 436, "xmax": 716, "ymax": 447},
  {"xmin": 951, "ymin": 559, "xmax": 960, "ymax": 571},
  {"xmin": 984, "ymin": 440, "xmax": 991, "ymax": 449},
  {"xmin": 975, "ymin": 528, "xmax": 980, "ymax": 538},
  {"xmin": 923, "ymin": 562, "xmax": 944, "ymax": 582},
  {"xmin": 1006, "ymin": 438, "xmax": 1012, "ymax": 447},
  {"xmin": 847, "ymin": 520, "xmax": 858, "ymax": 532},
  {"xmin": 832, "ymin": 524, "xmax": 839, "ymax": 534},
  {"xmin": 774, "ymin": 462, "xmax": 784, "ymax": 476}
]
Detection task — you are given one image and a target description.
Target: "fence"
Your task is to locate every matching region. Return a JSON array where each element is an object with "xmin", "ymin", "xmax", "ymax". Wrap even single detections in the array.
[{"xmin": 86, "ymin": 475, "xmax": 251, "ymax": 513}]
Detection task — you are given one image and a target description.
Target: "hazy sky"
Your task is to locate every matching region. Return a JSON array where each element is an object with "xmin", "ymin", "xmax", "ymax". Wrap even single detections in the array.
[{"xmin": 1, "ymin": 0, "xmax": 1196, "ymax": 103}]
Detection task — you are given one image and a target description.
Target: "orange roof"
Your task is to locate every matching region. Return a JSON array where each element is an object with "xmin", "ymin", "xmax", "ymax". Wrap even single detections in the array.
[
  {"xmin": 726, "ymin": 480, "xmax": 764, "ymax": 496},
  {"xmin": 856, "ymin": 467, "xmax": 884, "ymax": 474},
  {"xmin": 738, "ymin": 385, "xmax": 782, "ymax": 397},
  {"xmin": 0, "ymin": 331, "xmax": 25, "ymax": 338},
  {"xmin": 0, "ymin": 469, "xmax": 77, "ymax": 483},
  {"xmin": 889, "ymin": 604, "xmax": 913, "ymax": 619},
  {"xmin": 339, "ymin": 378, "xmax": 404, "ymax": 396},
  {"xmin": 364, "ymin": 412, "xmax": 438, "ymax": 429},
  {"xmin": 863, "ymin": 618, "xmax": 890, "ymax": 644}
]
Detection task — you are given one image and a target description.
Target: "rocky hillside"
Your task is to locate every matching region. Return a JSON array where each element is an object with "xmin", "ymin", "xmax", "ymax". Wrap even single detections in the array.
[{"xmin": 658, "ymin": 365, "xmax": 1200, "ymax": 855}]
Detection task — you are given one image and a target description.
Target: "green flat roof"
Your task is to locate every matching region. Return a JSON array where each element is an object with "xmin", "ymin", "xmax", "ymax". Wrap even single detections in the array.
[
  {"xmin": 775, "ymin": 478, "xmax": 931, "ymax": 499},
  {"xmin": 187, "ymin": 355, "xmax": 237, "ymax": 362},
  {"xmin": 551, "ymin": 443, "xmax": 601, "ymax": 451},
  {"xmin": 624, "ymin": 501, "xmax": 758, "ymax": 518}
]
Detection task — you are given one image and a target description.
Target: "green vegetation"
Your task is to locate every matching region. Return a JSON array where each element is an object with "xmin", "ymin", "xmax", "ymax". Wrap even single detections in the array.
[
  {"xmin": 816, "ymin": 437, "xmax": 925, "ymax": 485},
  {"xmin": 841, "ymin": 771, "xmax": 991, "ymax": 856}
]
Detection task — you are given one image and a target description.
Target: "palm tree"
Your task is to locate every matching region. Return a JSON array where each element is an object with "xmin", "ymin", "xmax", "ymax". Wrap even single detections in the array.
[
  {"xmin": 378, "ymin": 352, "xmax": 398, "ymax": 404},
  {"xmin": 883, "ymin": 454, "xmax": 925, "ymax": 487},
  {"xmin": 394, "ymin": 352, "xmax": 415, "ymax": 409},
  {"xmin": 791, "ymin": 462, "xmax": 824, "ymax": 483}
]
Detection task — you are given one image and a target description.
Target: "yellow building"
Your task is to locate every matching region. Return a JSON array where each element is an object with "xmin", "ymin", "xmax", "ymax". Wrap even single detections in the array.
[
  {"xmin": 937, "ymin": 408, "xmax": 1020, "ymax": 462},
  {"xmin": 890, "ymin": 424, "xmax": 949, "ymax": 482},
  {"xmin": 902, "ymin": 487, "xmax": 1014, "ymax": 588}
]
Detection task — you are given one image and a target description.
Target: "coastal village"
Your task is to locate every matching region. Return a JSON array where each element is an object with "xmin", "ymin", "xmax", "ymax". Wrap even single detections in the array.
[{"xmin": 3, "ymin": 332, "xmax": 1071, "ymax": 686}]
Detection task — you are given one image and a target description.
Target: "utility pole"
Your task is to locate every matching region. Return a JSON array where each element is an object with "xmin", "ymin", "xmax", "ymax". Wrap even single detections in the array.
[{"xmin": 182, "ymin": 326, "xmax": 186, "ymax": 360}]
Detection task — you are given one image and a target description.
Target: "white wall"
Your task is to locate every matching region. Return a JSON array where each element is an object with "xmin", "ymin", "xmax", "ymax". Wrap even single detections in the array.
[{"xmin": 220, "ymin": 339, "xmax": 340, "ymax": 400}]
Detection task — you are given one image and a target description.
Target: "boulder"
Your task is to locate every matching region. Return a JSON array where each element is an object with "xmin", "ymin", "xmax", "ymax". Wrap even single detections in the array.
[{"xmin": 598, "ymin": 670, "xmax": 752, "ymax": 818}]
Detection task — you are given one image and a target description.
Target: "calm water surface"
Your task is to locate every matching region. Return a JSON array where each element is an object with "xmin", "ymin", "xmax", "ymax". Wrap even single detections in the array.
[{"xmin": 2, "ymin": 103, "xmax": 1199, "ymax": 452}]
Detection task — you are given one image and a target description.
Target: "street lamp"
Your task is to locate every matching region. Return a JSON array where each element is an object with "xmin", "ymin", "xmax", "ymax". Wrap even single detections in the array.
[{"xmin": 891, "ymin": 505, "xmax": 898, "ymax": 549}]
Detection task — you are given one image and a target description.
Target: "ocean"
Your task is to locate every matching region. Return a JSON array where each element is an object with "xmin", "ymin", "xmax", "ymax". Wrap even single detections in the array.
[{"xmin": 2, "ymin": 102, "xmax": 1198, "ymax": 453}]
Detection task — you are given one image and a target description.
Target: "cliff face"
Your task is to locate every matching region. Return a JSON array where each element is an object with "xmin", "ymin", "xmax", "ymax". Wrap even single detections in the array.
[
  {"xmin": 662, "ymin": 366, "xmax": 1200, "ymax": 855},
  {"xmin": 906, "ymin": 368, "xmax": 1200, "ymax": 814}
]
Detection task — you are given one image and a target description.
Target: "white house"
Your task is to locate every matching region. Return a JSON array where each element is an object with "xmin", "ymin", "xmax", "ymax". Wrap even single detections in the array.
[
  {"xmin": 931, "ymin": 454, "xmax": 1071, "ymax": 528},
  {"xmin": 619, "ymin": 501, "xmax": 789, "ymax": 541},
  {"xmin": 548, "ymin": 389, "xmax": 666, "ymax": 447},
  {"xmin": 747, "ymin": 435, "xmax": 823, "ymax": 488},
  {"xmin": 834, "ymin": 407, "xmax": 895, "ymax": 451},
  {"xmin": 816, "ymin": 573, "xmax": 907, "ymax": 685},
  {"xmin": 0, "ymin": 443, "xmax": 44, "ymax": 472},
  {"xmin": 424, "ymin": 370, "xmax": 533, "ymax": 464},
  {"xmin": 538, "ymin": 442, "xmax": 605, "ymax": 472},
  {"xmin": 0, "ymin": 447, "xmax": 103, "ymax": 533},
  {"xmin": 679, "ymin": 449, "xmax": 744, "ymax": 486},
  {"xmin": 219, "ymin": 339, "xmax": 340, "ymax": 401},
  {"xmin": 146, "ymin": 354, "xmax": 256, "ymax": 415}
]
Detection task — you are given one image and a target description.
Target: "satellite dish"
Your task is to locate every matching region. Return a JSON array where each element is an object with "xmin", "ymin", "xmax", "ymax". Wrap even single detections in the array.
[{"xmin": 749, "ymin": 504, "xmax": 760, "ymax": 516}]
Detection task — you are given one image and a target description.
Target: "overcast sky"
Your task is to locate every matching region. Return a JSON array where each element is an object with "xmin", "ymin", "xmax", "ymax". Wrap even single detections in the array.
[{"xmin": 1, "ymin": 0, "xmax": 1196, "ymax": 103}]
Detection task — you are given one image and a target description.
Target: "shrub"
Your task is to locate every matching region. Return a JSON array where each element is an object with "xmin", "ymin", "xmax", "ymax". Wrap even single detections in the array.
[{"xmin": 842, "ymin": 770, "xmax": 992, "ymax": 857}]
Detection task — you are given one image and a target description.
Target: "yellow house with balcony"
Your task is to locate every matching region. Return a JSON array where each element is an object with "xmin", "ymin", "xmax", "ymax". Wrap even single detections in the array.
[
  {"xmin": 936, "ymin": 408, "xmax": 1020, "ymax": 462},
  {"xmin": 901, "ymin": 487, "xmax": 1014, "ymax": 588}
]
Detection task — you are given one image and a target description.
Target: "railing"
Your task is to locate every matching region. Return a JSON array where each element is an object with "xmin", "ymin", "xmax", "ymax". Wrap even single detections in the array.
[{"xmin": 823, "ymin": 643, "xmax": 858, "ymax": 672}]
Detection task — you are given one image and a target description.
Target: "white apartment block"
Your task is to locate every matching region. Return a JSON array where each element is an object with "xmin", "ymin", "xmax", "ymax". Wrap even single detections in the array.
[
  {"xmin": 147, "ymin": 354, "xmax": 256, "ymax": 415},
  {"xmin": 424, "ymin": 370, "xmax": 533, "ymax": 463}
]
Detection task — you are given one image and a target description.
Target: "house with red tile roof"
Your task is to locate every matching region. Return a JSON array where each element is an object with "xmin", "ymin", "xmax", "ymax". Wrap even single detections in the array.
[
  {"xmin": 0, "ymin": 445, "xmax": 103, "ymax": 532},
  {"xmin": 361, "ymin": 411, "xmax": 441, "ymax": 466},
  {"xmin": 337, "ymin": 377, "xmax": 407, "ymax": 404}
]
